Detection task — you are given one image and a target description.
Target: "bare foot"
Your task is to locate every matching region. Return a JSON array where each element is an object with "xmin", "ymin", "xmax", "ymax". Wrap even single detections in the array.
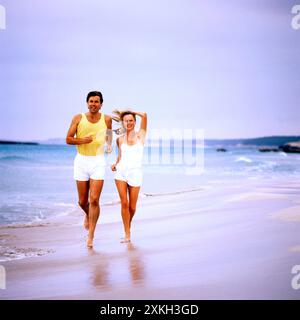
[
  {"xmin": 120, "ymin": 236, "xmax": 131, "ymax": 243},
  {"xmin": 86, "ymin": 237, "xmax": 93, "ymax": 248},
  {"xmin": 84, "ymin": 214, "xmax": 89, "ymax": 230}
]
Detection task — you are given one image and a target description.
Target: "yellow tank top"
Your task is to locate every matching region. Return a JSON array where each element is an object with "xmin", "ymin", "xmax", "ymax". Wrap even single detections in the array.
[{"xmin": 76, "ymin": 113, "xmax": 107, "ymax": 156}]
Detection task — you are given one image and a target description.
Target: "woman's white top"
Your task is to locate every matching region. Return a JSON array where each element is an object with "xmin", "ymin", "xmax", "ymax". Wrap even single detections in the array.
[{"xmin": 118, "ymin": 135, "xmax": 144, "ymax": 169}]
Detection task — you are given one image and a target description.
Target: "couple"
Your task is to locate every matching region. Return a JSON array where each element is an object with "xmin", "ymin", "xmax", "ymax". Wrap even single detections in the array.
[{"xmin": 66, "ymin": 91, "xmax": 147, "ymax": 248}]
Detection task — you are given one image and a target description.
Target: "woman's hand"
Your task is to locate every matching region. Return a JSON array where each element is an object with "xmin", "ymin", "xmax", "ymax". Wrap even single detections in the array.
[
  {"xmin": 105, "ymin": 144, "xmax": 113, "ymax": 154},
  {"xmin": 111, "ymin": 163, "xmax": 117, "ymax": 171}
]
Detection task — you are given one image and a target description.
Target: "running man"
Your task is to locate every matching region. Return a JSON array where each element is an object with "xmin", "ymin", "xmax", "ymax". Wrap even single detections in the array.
[{"xmin": 66, "ymin": 91, "xmax": 112, "ymax": 248}]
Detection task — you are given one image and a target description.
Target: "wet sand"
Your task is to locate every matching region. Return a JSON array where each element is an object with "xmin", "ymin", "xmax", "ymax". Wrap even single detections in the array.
[{"xmin": 1, "ymin": 178, "xmax": 300, "ymax": 299}]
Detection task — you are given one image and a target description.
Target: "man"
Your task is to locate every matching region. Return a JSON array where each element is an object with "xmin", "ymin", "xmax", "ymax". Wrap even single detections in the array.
[{"xmin": 66, "ymin": 91, "xmax": 112, "ymax": 248}]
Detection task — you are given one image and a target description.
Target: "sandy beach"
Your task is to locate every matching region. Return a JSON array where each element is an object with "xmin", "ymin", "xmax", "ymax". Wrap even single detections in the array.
[{"xmin": 1, "ymin": 177, "xmax": 300, "ymax": 300}]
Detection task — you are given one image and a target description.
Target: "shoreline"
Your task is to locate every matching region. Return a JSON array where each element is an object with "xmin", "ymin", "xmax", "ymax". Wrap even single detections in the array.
[{"xmin": 0, "ymin": 186, "xmax": 207, "ymax": 229}]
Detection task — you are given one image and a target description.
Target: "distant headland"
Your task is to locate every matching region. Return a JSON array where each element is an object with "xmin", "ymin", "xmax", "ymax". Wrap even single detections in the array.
[
  {"xmin": 205, "ymin": 136, "xmax": 300, "ymax": 153},
  {"xmin": 0, "ymin": 140, "xmax": 39, "ymax": 145},
  {"xmin": 205, "ymin": 136, "xmax": 300, "ymax": 147}
]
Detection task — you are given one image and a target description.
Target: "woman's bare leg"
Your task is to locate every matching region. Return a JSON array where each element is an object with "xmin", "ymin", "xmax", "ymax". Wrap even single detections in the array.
[
  {"xmin": 128, "ymin": 185, "xmax": 140, "ymax": 227},
  {"xmin": 115, "ymin": 179, "xmax": 131, "ymax": 242}
]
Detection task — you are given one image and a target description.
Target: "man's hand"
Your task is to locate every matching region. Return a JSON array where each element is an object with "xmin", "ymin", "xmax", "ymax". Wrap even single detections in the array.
[{"xmin": 82, "ymin": 136, "xmax": 93, "ymax": 144}]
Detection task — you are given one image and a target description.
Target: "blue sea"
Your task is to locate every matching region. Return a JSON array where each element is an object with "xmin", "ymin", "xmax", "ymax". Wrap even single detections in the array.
[{"xmin": 0, "ymin": 143, "xmax": 300, "ymax": 226}]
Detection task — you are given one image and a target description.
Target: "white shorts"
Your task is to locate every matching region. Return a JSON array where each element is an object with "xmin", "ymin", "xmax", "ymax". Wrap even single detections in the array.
[
  {"xmin": 74, "ymin": 153, "xmax": 106, "ymax": 181},
  {"xmin": 114, "ymin": 165, "xmax": 143, "ymax": 187}
]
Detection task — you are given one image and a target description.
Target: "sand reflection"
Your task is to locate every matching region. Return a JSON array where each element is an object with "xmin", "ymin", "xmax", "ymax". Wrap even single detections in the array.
[
  {"xmin": 126, "ymin": 243, "xmax": 145, "ymax": 285},
  {"xmin": 89, "ymin": 242, "xmax": 145, "ymax": 290}
]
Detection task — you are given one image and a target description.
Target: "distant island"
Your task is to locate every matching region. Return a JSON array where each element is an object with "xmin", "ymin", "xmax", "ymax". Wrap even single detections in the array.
[
  {"xmin": 0, "ymin": 140, "xmax": 39, "ymax": 145},
  {"xmin": 203, "ymin": 136, "xmax": 300, "ymax": 153},
  {"xmin": 205, "ymin": 136, "xmax": 300, "ymax": 147}
]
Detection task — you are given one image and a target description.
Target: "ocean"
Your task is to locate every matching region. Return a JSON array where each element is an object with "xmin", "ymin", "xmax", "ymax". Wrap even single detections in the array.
[{"xmin": 0, "ymin": 143, "xmax": 300, "ymax": 226}]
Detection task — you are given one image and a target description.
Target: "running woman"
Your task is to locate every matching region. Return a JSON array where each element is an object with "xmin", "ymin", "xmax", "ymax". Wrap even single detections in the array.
[{"xmin": 111, "ymin": 110, "xmax": 147, "ymax": 243}]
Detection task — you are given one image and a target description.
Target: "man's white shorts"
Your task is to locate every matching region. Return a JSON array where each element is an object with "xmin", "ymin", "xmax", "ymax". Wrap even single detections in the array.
[{"xmin": 74, "ymin": 153, "xmax": 106, "ymax": 181}]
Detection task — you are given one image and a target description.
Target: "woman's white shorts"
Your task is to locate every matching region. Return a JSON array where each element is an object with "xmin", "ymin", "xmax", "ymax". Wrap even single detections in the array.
[
  {"xmin": 74, "ymin": 153, "xmax": 106, "ymax": 181},
  {"xmin": 114, "ymin": 165, "xmax": 143, "ymax": 187}
]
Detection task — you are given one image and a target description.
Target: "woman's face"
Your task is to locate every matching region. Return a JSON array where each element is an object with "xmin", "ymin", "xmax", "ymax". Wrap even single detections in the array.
[{"xmin": 123, "ymin": 114, "xmax": 136, "ymax": 131}]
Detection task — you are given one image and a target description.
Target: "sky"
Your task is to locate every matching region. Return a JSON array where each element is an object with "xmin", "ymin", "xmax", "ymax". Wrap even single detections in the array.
[{"xmin": 0, "ymin": 0, "xmax": 299, "ymax": 140}]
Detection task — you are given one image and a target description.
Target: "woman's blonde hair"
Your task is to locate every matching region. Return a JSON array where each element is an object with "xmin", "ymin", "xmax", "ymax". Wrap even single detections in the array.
[{"xmin": 112, "ymin": 109, "xmax": 136, "ymax": 122}]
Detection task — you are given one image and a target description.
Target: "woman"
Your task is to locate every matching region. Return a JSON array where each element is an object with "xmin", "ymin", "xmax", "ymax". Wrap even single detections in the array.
[{"xmin": 111, "ymin": 109, "xmax": 147, "ymax": 243}]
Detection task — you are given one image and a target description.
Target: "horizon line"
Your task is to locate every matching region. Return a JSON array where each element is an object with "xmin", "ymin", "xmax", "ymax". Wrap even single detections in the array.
[{"xmin": 1, "ymin": 134, "xmax": 300, "ymax": 144}]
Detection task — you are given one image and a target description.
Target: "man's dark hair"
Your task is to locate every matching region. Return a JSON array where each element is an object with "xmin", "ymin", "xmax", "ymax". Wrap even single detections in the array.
[
  {"xmin": 86, "ymin": 91, "xmax": 103, "ymax": 103},
  {"xmin": 121, "ymin": 112, "xmax": 136, "ymax": 121}
]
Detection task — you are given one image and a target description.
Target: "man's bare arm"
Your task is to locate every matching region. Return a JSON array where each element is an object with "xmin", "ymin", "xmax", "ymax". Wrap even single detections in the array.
[{"xmin": 66, "ymin": 114, "xmax": 93, "ymax": 145}]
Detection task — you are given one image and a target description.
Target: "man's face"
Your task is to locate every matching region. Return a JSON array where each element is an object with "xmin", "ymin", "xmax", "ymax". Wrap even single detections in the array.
[
  {"xmin": 87, "ymin": 96, "xmax": 101, "ymax": 113},
  {"xmin": 123, "ymin": 114, "xmax": 136, "ymax": 131}
]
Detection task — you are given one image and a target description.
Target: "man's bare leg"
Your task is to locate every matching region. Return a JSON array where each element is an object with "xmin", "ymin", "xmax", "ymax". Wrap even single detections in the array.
[
  {"xmin": 87, "ymin": 179, "xmax": 104, "ymax": 248},
  {"xmin": 76, "ymin": 180, "xmax": 90, "ymax": 230}
]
